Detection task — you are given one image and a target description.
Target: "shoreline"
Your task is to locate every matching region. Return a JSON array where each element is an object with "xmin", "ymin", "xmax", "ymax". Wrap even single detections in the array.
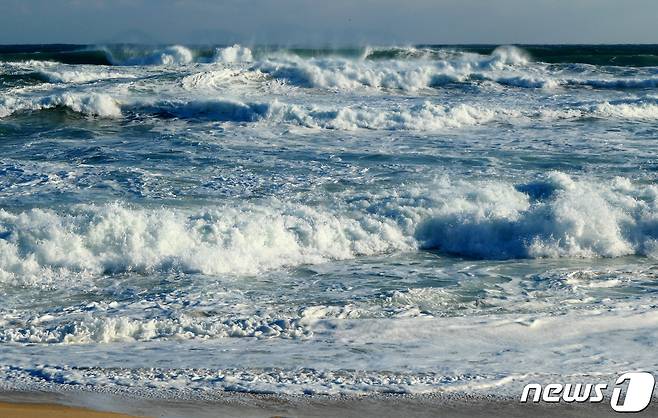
[{"xmin": 2, "ymin": 390, "xmax": 657, "ymax": 418}]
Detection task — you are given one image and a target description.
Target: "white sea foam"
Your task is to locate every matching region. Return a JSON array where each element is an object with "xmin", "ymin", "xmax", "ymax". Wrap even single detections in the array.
[
  {"xmin": 251, "ymin": 46, "xmax": 541, "ymax": 92},
  {"xmin": 0, "ymin": 365, "xmax": 489, "ymax": 395},
  {"xmin": 37, "ymin": 68, "xmax": 135, "ymax": 84},
  {"xmin": 180, "ymin": 68, "xmax": 267, "ymax": 90},
  {"xmin": 139, "ymin": 97, "xmax": 658, "ymax": 128},
  {"xmin": 4, "ymin": 87, "xmax": 658, "ymax": 127},
  {"xmin": 0, "ymin": 314, "xmax": 310, "ymax": 344},
  {"xmin": 565, "ymin": 77, "xmax": 658, "ymax": 89},
  {"xmin": 115, "ymin": 45, "xmax": 195, "ymax": 66},
  {"xmin": 0, "ymin": 201, "xmax": 412, "ymax": 285},
  {"xmin": 593, "ymin": 100, "xmax": 658, "ymax": 119},
  {"xmin": 493, "ymin": 75, "xmax": 559, "ymax": 89},
  {"xmin": 2, "ymin": 303, "xmax": 657, "ymax": 395},
  {"xmin": 254, "ymin": 56, "xmax": 439, "ymax": 91},
  {"xmin": 212, "ymin": 44, "xmax": 254, "ymax": 63},
  {"xmin": 320, "ymin": 102, "xmax": 511, "ymax": 130},
  {"xmin": 416, "ymin": 173, "xmax": 658, "ymax": 259},
  {"xmin": 485, "ymin": 46, "xmax": 530, "ymax": 67},
  {"xmin": 150, "ymin": 99, "xmax": 516, "ymax": 129}
]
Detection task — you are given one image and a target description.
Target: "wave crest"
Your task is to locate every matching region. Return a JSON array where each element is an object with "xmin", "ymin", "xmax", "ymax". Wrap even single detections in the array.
[
  {"xmin": 416, "ymin": 173, "xmax": 658, "ymax": 259},
  {"xmin": 2, "ymin": 174, "xmax": 658, "ymax": 287},
  {"xmin": 112, "ymin": 45, "xmax": 195, "ymax": 66},
  {"xmin": 212, "ymin": 45, "xmax": 254, "ymax": 63},
  {"xmin": 0, "ymin": 92, "xmax": 121, "ymax": 118},
  {"xmin": 0, "ymin": 201, "xmax": 412, "ymax": 285},
  {"xmin": 0, "ymin": 314, "xmax": 310, "ymax": 344}
]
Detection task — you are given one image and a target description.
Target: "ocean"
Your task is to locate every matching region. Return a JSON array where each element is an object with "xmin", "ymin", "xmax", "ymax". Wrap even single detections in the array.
[{"xmin": 0, "ymin": 44, "xmax": 657, "ymax": 397}]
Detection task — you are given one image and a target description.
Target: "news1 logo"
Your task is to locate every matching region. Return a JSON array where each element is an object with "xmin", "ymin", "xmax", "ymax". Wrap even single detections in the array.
[{"xmin": 520, "ymin": 372, "xmax": 656, "ymax": 413}]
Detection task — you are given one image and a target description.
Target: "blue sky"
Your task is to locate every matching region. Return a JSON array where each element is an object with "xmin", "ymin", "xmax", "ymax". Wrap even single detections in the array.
[{"xmin": 1, "ymin": 0, "xmax": 657, "ymax": 44}]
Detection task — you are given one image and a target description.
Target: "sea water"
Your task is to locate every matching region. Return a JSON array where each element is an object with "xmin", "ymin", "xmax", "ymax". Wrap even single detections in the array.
[{"xmin": 0, "ymin": 44, "xmax": 657, "ymax": 396}]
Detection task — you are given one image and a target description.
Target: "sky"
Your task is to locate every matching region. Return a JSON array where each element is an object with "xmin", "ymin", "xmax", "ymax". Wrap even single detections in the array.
[{"xmin": 1, "ymin": 0, "xmax": 657, "ymax": 45}]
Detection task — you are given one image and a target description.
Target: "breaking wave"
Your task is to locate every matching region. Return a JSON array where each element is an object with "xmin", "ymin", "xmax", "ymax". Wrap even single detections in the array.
[
  {"xmin": 4, "ymin": 92, "xmax": 658, "ymax": 127},
  {"xmin": 2, "ymin": 174, "xmax": 658, "ymax": 287},
  {"xmin": 0, "ymin": 92, "xmax": 121, "ymax": 118},
  {"xmin": 4, "ymin": 44, "xmax": 658, "ymax": 67},
  {"xmin": 36, "ymin": 67, "xmax": 135, "ymax": 84},
  {"xmin": 250, "ymin": 46, "xmax": 532, "ymax": 92},
  {"xmin": 120, "ymin": 97, "xmax": 658, "ymax": 127},
  {"xmin": 142, "ymin": 99, "xmax": 515, "ymax": 129},
  {"xmin": 4, "ymin": 45, "xmax": 656, "ymax": 93},
  {"xmin": 0, "ymin": 201, "xmax": 412, "ymax": 286},
  {"xmin": 109, "ymin": 45, "xmax": 195, "ymax": 66},
  {"xmin": 212, "ymin": 44, "xmax": 254, "ymax": 63},
  {"xmin": 565, "ymin": 77, "xmax": 658, "ymax": 89},
  {"xmin": 416, "ymin": 173, "xmax": 658, "ymax": 259},
  {"xmin": 0, "ymin": 314, "xmax": 310, "ymax": 344}
]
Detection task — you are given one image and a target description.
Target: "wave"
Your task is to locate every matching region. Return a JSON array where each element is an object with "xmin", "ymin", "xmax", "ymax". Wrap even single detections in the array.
[
  {"xmin": 253, "ymin": 62, "xmax": 657, "ymax": 92},
  {"xmin": 85, "ymin": 45, "xmax": 252, "ymax": 66},
  {"xmin": 249, "ymin": 47, "xmax": 657, "ymax": 92},
  {"xmin": 362, "ymin": 46, "xmax": 447, "ymax": 60},
  {"xmin": 365, "ymin": 45, "xmax": 658, "ymax": 67},
  {"xmin": 126, "ymin": 97, "xmax": 658, "ymax": 127},
  {"xmin": 361, "ymin": 45, "xmax": 528, "ymax": 65},
  {"xmin": 0, "ymin": 46, "xmax": 114, "ymax": 66},
  {"xmin": 0, "ymin": 201, "xmax": 413, "ymax": 286},
  {"xmin": 251, "ymin": 46, "xmax": 530, "ymax": 92},
  {"xmin": 110, "ymin": 45, "xmax": 195, "ymax": 66},
  {"xmin": 416, "ymin": 173, "xmax": 658, "ymax": 259},
  {"xmin": 592, "ymin": 99, "xmax": 658, "ymax": 120},
  {"xmin": 37, "ymin": 68, "xmax": 135, "ymax": 84},
  {"xmin": 253, "ymin": 57, "xmax": 437, "ymax": 91},
  {"xmin": 143, "ymin": 99, "xmax": 515, "ymax": 129},
  {"xmin": 0, "ymin": 313, "xmax": 310, "ymax": 344},
  {"xmin": 1, "ymin": 61, "xmax": 136, "ymax": 86},
  {"xmin": 0, "ymin": 72, "xmax": 50, "ymax": 88},
  {"xmin": 1, "ymin": 174, "xmax": 658, "ymax": 286},
  {"xmin": 537, "ymin": 98, "xmax": 658, "ymax": 121},
  {"xmin": 4, "ymin": 45, "xmax": 656, "ymax": 93},
  {"xmin": 5, "ymin": 92, "xmax": 658, "ymax": 127},
  {"xmin": 143, "ymin": 99, "xmax": 272, "ymax": 122},
  {"xmin": 0, "ymin": 92, "xmax": 121, "ymax": 118},
  {"xmin": 6, "ymin": 44, "xmax": 658, "ymax": 67},
  {"xmin": 212, "ymin": 44, "xmax": 254, "ymax": 63},
  {"xmin": 180, "ymin": 68, "xmax": 269, "ymax": 90},
  {"xmin": 564, "ymin": 77, "xmax": 658, "ymax": 89}
]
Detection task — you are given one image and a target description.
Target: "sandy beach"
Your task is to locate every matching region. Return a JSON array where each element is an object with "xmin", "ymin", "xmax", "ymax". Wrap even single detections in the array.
[
  {"xmin": 2, "ymin": 391, "xmax": 657, "ymax": 418},
  {"xmin": 0, "ymin": 401, "xmax": 144, "ymax": 418}
]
